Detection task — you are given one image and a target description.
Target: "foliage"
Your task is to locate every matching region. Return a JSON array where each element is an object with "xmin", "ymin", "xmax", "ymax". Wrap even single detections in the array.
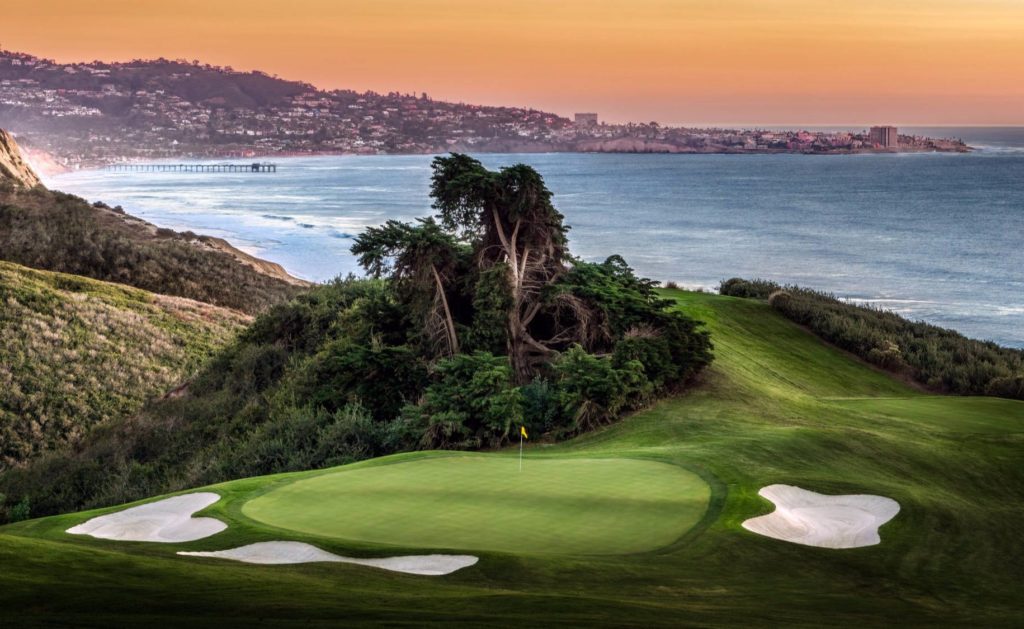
[
  {"xmin": 554, "ymin": 345, "xmax": 648, "ymax": 432},
  {"xmin": 7, "ymin": 496, "xmax": 30, "ymax": 523},
  {"xmin": 718, "ymin": 277, "xmax": 780, "ymax": 300},
  {"xmin": 557, "ymin": 256, "xmax": 713, "ymax": 389},
  {"xmin": 0, "ymin": 260, "xmax": 248, "ymax": 470},
  {"xmin": 0, "ymin": 185, "xmax": 302, "ymax": 314},
  {"xmin": 429, "ymin": 154, "xmax": 573, "ymax": 382},
  {"xmin": 295, "ymin": 342, "xmax": 428, "ymax": 421},
  {"xmin": 719, "ymin": 278, "xmax": 1024, "ymax": 400},
  {"xmin": 417, "ymin": 352, "xmax": 523, "ymax": 449},
  {"xmin": 351, "ymin": 218, "xmax": 467, "ymax": 356},
  {"xmin": 0, "ymin": 158, "xmax": 712, "ymax": 521},
  {"xmin": 464, "ymin": 263, "xmax": 513, "ymax": 354}
]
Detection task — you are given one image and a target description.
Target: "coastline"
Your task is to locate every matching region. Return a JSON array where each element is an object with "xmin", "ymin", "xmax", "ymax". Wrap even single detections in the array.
[
  {"xmin": 49, "ymin": 150, "xmax": 1023, "ymax": 348},
  {"xmin": 55, "ymin": 144, "xmax": 973, "ymax": 171}
]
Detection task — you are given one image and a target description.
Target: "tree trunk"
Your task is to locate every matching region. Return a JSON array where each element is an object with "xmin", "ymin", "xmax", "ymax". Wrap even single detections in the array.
[{"xmin": 431, "ymin": 264, "xmax": 459, "ymax": 356}]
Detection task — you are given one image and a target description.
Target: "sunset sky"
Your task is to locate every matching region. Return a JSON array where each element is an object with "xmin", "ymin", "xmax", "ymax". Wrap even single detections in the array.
[{"xmin": 4, "ymin": 0, "xmax": 1023, "ymax": 125}]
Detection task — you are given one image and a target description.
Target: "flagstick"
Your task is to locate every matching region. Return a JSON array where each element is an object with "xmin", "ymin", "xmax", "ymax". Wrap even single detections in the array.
[{"xmin": 519, "ymin": 430, "xmax": 523, "ymax": 472}]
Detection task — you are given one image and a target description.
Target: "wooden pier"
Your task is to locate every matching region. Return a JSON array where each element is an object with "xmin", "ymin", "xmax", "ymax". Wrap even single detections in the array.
[{"xmin": 106, "ymin": 162, "xmax": 278, "ymax": 173}]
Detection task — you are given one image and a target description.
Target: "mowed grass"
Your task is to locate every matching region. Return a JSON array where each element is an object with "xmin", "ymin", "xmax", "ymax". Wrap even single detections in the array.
[
  {"xmin": 1, "ymin": 290, "xmax": 1022, "ymax": 628},
  {"xmin": 243, "ymin": 455, "xmax": 709, "ymax": 554}
]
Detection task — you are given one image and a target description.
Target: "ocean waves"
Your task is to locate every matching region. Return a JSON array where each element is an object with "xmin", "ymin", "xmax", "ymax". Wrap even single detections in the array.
[{"xmin": 51, "ymin": 150, "xmax": 1024, "ymax": 347}]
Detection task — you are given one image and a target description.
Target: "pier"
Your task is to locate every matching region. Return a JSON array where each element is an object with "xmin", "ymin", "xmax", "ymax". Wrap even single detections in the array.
[{"xmin": 106, "ymin": 162, "xmax": 278, "ymax": 173}]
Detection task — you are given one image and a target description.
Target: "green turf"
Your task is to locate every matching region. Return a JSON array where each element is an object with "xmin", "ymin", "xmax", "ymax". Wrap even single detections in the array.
[
  {"xmin": 243, "ymin": 455, "xmax": 709, "ymax": 554},
  {"xmin": 2, "ymin": 290, "xmax": 1022, "ymax": 627}
]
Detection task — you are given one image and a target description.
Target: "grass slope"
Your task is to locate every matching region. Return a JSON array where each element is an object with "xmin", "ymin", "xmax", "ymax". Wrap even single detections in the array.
[
  {"xmin": 243, "ymin": 454, "xmax": 709, "ymax": 555},
  {"xmin": 1, "ymin": 290, "xmax": 1022, "ymax": 627},
  {"xmin": 0, "ymin": 182, "xmax": 305, "ymax": 314},
  {"xmin": 0, "ymin": 260, "xmax": 249, "ymax": 468}
]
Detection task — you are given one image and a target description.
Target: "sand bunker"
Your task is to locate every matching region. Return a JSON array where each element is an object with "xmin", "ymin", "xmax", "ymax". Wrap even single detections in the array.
[
  {"xmin": 67, "ymin": 493, "xmax": 226, "ymax": 543},
  {"xmin": 178, "ymin": 541, "xmax": 478, "ymax": 576},
  {"xmin": 742, "ymin": 484, "xmax": 899, "ymax": 549}
]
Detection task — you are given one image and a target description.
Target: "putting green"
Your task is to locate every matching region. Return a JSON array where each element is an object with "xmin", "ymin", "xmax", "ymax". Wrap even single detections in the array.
[{"xmin": 242, "ymin": 455, "xmax": 710, "ymax": 555}]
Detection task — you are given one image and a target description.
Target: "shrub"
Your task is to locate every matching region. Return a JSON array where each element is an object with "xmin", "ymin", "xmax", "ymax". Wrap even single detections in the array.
[
  {"xmin": 986, "ymin": 376, "xmax": 1024, "ymax": 399},
  {"xmin": 418, "ymin": 353, "xmax": 523, "ymax": 449},
  {"xmin": 520, "ymin": 378, "xmax": 569, "ymax": 437},
  {"xmin": 554, "ymin": 345, "xmax": 648, "ymax": 433},
  {"xmin": 726, "ymin": 278, "xmax": 1024, "ymax": 400},
  {"xmin": 296, "ymin": 342, "xmax": 428, "ymax": 421},
  {"xmin": 9, "ymin": 496, "xmax": 30, "ymax": 522},
  {"xmin": 719, "ymin": 277, "xmax": 781, "ymax": 299}
]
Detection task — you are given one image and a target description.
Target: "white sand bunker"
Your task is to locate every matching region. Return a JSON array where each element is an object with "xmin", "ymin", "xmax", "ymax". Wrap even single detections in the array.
[
  {"xmin": 178, "ymin": 541, "xmax": 478, "ymax": 576},
  {"xmin": 67, "ymin": 492, "xmax": 227, "ymax": 543},
  {"xmin": 742, "ymin": 484, "xmax": 899, "ymax": 549}
]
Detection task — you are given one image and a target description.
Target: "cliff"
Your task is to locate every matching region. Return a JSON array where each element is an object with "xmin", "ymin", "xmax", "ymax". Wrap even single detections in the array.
[{"xmin": 0, "ymin": 129, "xmax": 42, "ymax": 189}]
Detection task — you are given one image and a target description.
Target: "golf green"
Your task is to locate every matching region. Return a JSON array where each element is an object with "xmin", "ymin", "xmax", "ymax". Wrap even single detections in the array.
[{"xmin": 242, "ymin": 455, "xmax": 710, "ymax": 554}]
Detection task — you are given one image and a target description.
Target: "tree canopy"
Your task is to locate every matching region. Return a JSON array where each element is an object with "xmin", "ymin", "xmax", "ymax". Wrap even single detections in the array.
[{"xmin": 0, "ymin": 156, "xmax": 714, "ymax": 522}]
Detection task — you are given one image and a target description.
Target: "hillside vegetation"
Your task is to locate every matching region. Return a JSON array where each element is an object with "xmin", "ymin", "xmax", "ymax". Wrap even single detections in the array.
[
  {"xmin": 0, "ymin": 182, "xmax": 305, "ymax": 314},
  {"xmin": 0, "ymin": 260, "xmax": 250, "ymax": 472},
  {"xmin": 1, "ymin": 291, "xmax": 1021, "ymax": 627},
  {"xmin": 719, "ymin": 278, "xmax": 1024, "ymax": 399},
  {"xmin": 0, "ymin": 156, "xmax": 712, "ymax": 520}
]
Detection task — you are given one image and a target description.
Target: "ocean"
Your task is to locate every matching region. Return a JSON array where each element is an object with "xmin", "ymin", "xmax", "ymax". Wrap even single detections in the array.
[{"xmin": 49, "ymin": 127, "xmax": 1024, "ymax": 348}]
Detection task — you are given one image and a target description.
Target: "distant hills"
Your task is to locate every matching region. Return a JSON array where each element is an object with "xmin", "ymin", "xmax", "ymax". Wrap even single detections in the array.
[
  {"xmin": 0, "ymin": 49, "xmax": 572, "ymax": 168},
  {"xmin": 0, "ymin": 49, "xmax": 967, "ymax": 169}
]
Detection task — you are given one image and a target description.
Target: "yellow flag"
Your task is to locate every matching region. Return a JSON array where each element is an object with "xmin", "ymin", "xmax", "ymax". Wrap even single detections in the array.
[{"xmin": 520, "ymin": 426, "xmax": 528, "ymax": 439}]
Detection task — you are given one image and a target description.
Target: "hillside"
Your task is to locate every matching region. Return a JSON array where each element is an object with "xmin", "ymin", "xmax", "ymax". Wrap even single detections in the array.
[
  {"xmin": 719, "ymin": 278, "xmax": 1024, "ymax": 399},
  {"xmin": 0, "ymin": 260, "xmax": 250, "ymax": 470},
  {"xmin": 1, "ymin": 290, "xmax": 1021, "ymax": 627},
  {"xmin": 0, "ymin": 130, "xmax": 307, "ymax": 313},
  {"xmin": 0, "ymin": 49, "xmax": 572, "ymax": 166},
  {"xmin": 0, "ymin": 157, "xmax": 714, "ymax": 520},
  {"xmin": 0, "ymin": 49, "xmax": 966, "ymax": 168}
]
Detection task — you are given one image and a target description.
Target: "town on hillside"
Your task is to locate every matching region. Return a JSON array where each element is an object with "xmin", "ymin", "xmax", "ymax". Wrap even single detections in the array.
[{"xmin": 0, "ymin": 49, "xmax": 969, "ymax": 169}]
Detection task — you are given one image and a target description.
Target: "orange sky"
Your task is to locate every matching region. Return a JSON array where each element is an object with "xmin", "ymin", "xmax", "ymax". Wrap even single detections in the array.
[{"xmin": 4, "ymin": 0, "xmax": 1023, "ymax": 124}]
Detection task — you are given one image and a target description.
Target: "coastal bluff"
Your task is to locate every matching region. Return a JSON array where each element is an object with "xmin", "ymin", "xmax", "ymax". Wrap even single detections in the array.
[{"xmin": 0, "ymin": 129, "xmax": 42, "ymax": 189}]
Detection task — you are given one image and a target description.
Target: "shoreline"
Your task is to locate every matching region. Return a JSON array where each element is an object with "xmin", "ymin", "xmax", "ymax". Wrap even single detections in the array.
[
  {"xmin": 48, "ymin": 152, "xmax": 1022, "ymax": 349},
  {"xmin": 54, "ymin": 145, "xmax": 973, "ymax": 171}
]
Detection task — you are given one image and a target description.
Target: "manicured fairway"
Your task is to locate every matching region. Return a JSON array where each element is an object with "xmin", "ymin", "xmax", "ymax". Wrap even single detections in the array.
[
  {"xmin": 831, "ymin": 396, "xmax": 1024, "ymax": 434},
  {"xmin": 243, "ymin": 455, "xmax": 710, "ymax": 554}
]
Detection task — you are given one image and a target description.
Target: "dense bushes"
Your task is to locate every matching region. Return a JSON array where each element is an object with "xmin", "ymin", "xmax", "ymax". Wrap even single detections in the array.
[
  {"xmin": 417, "ymin": 352, "xmax": 522, "ymax": 449},
  {"xmin": 718, "ymin": 277, "xmax": 781, "ymax": 300},
  {"xmin": 0, "ymin": 157, "xmax": 713, "ymax": 520},
  {"xmin": 0, "ymin": 183, "xmax": 302, "ymax": 313},
  {"xmin": 1, "ymin": 259, "xmax": 712, "ymax": 520},
  {"xmin": 720, "ymin": 277, "xmax": 1024, "ymax": 400}
]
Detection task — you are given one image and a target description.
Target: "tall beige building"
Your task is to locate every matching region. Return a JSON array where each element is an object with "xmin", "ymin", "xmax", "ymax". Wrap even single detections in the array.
[{"xmin": 869, "ymin": 126, "xmax": 899, "ymax": 148}]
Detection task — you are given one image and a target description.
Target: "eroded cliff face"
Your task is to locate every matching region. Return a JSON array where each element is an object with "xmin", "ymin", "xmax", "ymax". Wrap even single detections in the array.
[{"xmin": 0, "ymin": 129, "xmax": 43, "ymax": 189}]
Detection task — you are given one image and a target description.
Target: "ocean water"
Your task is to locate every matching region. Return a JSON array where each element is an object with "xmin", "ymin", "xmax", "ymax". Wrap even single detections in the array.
[{"xmin": 49, "ymin": 127, "xmax": 1024, "ymax": 348}]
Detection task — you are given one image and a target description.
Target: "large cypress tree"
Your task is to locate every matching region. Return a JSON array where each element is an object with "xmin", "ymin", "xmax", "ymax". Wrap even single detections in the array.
[{"xmin": 429, "ymin": 154, "xmax": 572, "ymax": 382}]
